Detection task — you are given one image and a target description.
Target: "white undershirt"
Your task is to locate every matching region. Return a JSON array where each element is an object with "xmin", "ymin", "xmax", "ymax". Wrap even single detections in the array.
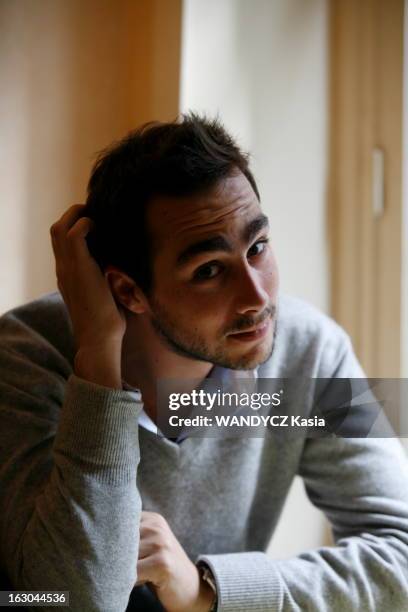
[{"xmin": 122, "ymin": 365, "xmax": 259, "ymax": 439}]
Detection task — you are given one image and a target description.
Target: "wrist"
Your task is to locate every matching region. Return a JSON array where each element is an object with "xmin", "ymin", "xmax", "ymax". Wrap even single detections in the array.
[
  {"xmin": 195, "ymin": 564, "xmax": 217, "ymax": 612},
  {"xmin": 195, "ymin": 582, "xmax": 215, "ymax": 612},
  {"xmin": 74, "ymin": 344, "xmax": 122, "ymax": 389}
]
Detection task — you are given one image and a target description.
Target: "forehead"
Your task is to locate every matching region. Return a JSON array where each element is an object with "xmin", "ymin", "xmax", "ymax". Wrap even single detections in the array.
[{"xmin": 147, "ymin": 172, "xmax": 261, "ymax": 256}]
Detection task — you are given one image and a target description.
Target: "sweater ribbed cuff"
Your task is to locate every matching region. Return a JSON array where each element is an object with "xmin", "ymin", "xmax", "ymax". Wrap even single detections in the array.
[
  {"xmin": 196, "ymin": 552, "xmax": 282, "ymax": 612},
  {"xmin": 53, "ymin": 373, "xmax": 142, "ymax": 484}
]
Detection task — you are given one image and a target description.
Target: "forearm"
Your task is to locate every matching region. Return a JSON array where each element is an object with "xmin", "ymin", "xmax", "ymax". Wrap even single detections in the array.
[
  {"xmin": 3, "ymin": 374, "xmax": 142, "ymax": 612},
  {"xmin": 198, "ymin": 534, "xmax": 408, "ymax": 612},
  {"xmin": 198, "ymin": 437, "xmax": 408, "ymax": 611}
]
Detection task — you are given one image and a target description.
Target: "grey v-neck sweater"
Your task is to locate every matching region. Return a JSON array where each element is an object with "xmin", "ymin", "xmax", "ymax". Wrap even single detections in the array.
[{"xmin": 0, "ymin": 291, "xmax": 407, "ymax": 611}]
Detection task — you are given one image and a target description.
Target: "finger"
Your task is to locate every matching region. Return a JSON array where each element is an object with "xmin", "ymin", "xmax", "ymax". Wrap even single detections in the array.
[
  {"xmin": 140, "ymin": 511, "xmax": 168, "ymax": 528},
  {"xmin": 50, "ymin": 204, "xmax": 86, "ymax": 257},
  {"xmin": 138, "ymin": 536, "xmax": 161, "ymax": 560},
  {"xmin": 66, "ymin": 216, "xmax": 94, "ymax": 241},
  {"xmin": 139, "ymin": 521, "xmax": 168, "ymax": 540},
  {"xmin": 141, "ymin": 511, "xmax": 160, "ymax": 520},
  {"xmin": 51, "ymin": 204, "xmax": 86, "ymax": 235},
  {"xmin": 136, "ymin": 555, "xmax": 165, "ymax": 586},
  {"xmin": 50, "ymin": 211, "xmax": 94, "ymax": 298},
  {"xmin": 65, "ymin": 217, "xmax": 97, "ymax": 262}
]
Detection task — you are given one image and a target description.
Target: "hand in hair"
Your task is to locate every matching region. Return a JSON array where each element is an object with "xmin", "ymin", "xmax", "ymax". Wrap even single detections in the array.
[{"xmin": 50, "ymin": 203, "xmax": 126, "ymax": 389}]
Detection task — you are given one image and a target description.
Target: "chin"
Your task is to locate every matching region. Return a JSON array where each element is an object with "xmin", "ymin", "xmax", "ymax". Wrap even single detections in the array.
[
  {"xmin": 227, "ymin": 340, "xmax": 274, "ymax": 370},
  {"xmin": 224, "ymin": 319, "xmax": 276, "ymax": 370}
]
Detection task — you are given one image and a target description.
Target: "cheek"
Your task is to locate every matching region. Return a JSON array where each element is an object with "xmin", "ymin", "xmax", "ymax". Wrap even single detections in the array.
[
  {"xmin": 158, "ymin": 281, "xmax": 186, "ymax": 305},
  {"xmin": 170, "ymin": 287, "xmax": 228, "ymax": 333},
  {"xmin": 263, "ymin": 254, "xmax": 279, "ymax": 291},
  {"xmin": 164, "ymin": 281, "xmax": 226, "ymax": 310}
]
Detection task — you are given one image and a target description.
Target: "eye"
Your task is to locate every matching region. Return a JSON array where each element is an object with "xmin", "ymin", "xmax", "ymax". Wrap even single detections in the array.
[
  {"xmin": 193, "ymin": 262, "xmax": 223, "ymax": 282},
  {"xmin": 247, "ymin": 238, "xmax": 269, "ymax": 257}
]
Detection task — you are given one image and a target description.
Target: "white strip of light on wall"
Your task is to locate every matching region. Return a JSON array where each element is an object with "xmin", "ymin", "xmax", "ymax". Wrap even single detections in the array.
[{"xmin": 372, "ymin": 148, "xmax": 385, "ymax": 219}]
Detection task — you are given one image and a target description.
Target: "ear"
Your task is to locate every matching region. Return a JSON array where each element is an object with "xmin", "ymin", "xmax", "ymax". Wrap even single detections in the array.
[{"xmin": 104, "ymin": 265, "xmax": 149, "ymax": 314}]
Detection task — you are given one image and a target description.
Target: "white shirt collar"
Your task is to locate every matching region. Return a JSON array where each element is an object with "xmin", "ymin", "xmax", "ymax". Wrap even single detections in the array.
[{"xmin": 122, "ymin": 365, "xmax": 258, "ymax": 438}]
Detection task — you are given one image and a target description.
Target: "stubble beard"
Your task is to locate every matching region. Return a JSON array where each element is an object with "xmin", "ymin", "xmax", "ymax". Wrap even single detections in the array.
[{"xmin": 148, "ymin": 298, "xmax": 278, "ymax": 371}]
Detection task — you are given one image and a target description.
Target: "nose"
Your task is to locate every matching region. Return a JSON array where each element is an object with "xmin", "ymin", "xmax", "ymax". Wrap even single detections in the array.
[{"xmin": 234, "ymin": 261, "xmax": 270, "ymax": 316}]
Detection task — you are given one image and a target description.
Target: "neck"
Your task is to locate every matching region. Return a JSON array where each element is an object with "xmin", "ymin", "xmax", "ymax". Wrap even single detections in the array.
[{"xmin": 121, "ymin": 313, "xmax": 213, "ymax": 423}]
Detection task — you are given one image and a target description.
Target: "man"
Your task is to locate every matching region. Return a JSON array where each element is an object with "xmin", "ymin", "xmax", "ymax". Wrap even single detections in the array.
[{"xmin": 0, "ymin": 114, "xmax": 407, "ymax": 612}]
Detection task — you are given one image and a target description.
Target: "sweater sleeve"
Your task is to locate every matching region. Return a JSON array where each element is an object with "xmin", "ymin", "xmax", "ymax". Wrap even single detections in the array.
[
  {"xmin": 0, "ymin": 314, "xmax": 143, "ymax": 612},
  {"xmin": 198, "ymin": 335, "xmax": 408, "ymax": 611}
]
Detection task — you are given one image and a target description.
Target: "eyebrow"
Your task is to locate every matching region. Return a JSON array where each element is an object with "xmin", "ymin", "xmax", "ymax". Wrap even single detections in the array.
[{"xmin": 176, "ymin": 213, "xmax": 269, "ymax": 268}]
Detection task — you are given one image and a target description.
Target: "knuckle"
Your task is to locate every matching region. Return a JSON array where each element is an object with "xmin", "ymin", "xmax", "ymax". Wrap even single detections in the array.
[
  {"xmin": 156, "ymin": 551, "xmax": 171, "ymax": 574},
  {"xmin": 153, "ymin": 513, "xmax": 168, "ymax": 528},
  {"xmin": 67, "ymin": 204, "xmax": 83, "ymax": 217},
  {"xmin": 150, "ymin": 540, "xmax": 162, "ymax": 554},
  {"xmin": 49, "ymin": 223, "xmax": 58, "ymax": 237},
  {"xmin": 66, "ymin": 228, "xmax": 77, "ymax": 243},
  {"xmin": 160, "ymin": 534, "xmax": 173, "ymax": 552},
  {"xmin": 154, "ymin": 518, "xmax": 169, "ymax": 536}
]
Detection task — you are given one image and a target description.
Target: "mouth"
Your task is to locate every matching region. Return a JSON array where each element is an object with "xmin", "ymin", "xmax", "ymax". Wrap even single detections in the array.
[{"xmin": 228, "ymin": 317, "xmax": 271, "ymax": 343}]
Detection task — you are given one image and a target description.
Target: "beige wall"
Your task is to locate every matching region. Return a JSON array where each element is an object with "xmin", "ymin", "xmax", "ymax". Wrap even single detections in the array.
[
  {"xmin": 181, "ymin": 0, "xmax": 329, "ymax": 314},
  {"xmin": 0, "ymin": 0, "xmax": 181, "ymax": 313},
  {"xmin": 402, "ymin": 0, "xmax": 408, "ymax": 451},
  {"xmin": 402, "ymin": 0, "xmax": 408, "ymax": 381}
]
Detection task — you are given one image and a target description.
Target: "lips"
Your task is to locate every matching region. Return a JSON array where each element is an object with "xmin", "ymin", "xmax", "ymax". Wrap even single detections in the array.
[{"xmin": 228, "ymin": 318, "xmax": 271, "ymax": 342}]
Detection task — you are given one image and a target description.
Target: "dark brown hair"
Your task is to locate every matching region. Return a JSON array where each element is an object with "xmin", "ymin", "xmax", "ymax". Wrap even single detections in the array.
[{"xmin": 85, "ymin": 112, "xmax": 259, "ymax": 294}]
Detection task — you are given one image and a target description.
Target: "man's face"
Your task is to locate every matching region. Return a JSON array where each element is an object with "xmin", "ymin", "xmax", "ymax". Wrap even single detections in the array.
[{"xmin": 144, "ymin": 171, "xmax": 279, "ymax": 370}]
